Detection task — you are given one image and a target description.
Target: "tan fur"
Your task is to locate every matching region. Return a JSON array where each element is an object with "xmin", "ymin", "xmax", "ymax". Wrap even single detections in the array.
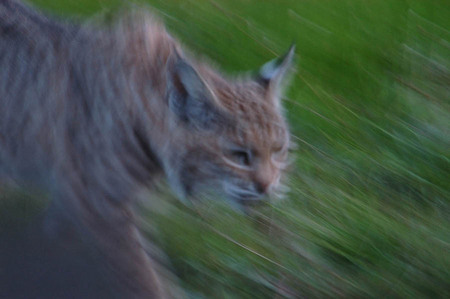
[{"xmin": 0, "ymin": 1, "xmax": 293, "ymax": 297}]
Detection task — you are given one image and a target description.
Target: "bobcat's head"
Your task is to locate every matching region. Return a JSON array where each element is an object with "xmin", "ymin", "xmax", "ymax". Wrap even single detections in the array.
[{"xmin": 163, "ymin": 46, "xmax": 294, "ymax": 208}]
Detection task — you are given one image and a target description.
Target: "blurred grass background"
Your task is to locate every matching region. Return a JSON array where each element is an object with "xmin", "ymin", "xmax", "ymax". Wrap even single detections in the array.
[{"xmin": 21, "ymin": 0, "xmax": 450, "ymax": 297}]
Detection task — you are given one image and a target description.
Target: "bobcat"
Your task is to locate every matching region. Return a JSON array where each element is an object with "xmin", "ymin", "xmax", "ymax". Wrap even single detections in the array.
[{"xmin": 0, "ymin": 0, "xmax": 294, "ymax": 297}]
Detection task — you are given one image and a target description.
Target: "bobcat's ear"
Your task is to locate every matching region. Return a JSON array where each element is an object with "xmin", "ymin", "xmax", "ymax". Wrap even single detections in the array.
[
  {"xmin": 257, "ymin": 44, "xmax": 295, "ymax": 100},
  {"xmin": 167, "ymin": 57, "xmax": 222, "ymax": 129}
]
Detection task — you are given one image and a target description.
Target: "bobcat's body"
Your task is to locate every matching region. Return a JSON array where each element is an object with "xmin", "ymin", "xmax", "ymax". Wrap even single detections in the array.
[{"xmin": 0, "ymin": 0, "xmax": 293, "ymax": 297}]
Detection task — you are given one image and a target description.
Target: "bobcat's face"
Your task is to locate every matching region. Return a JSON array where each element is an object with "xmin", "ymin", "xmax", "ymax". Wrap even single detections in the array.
[{"xmin": 164, "ymin": 47, "xmax": 294, "ymax": 207}]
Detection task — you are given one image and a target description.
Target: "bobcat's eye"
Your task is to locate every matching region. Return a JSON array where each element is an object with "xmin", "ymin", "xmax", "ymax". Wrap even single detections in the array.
[
  {"xmin": 272, "ymin": 145, "xmax": 283, "ymax": 154},
  {"xmin": 230, "ymin": 149, "xmax": 251, "ymax": 166}
]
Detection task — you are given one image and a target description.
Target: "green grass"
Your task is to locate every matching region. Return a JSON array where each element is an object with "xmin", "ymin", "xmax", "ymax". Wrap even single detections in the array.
[{"xmin": 26, "ymin": 0, "xmax": 450, "ymax": 297}]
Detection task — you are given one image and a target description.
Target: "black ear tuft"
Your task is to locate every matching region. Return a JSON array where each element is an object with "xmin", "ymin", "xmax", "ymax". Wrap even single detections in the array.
[
  {"xmin": 167, "ymin": 57, "xmax": 223, "ymax": 129},
  {"xmin": 256, "ymin": 44, "xmax": 295, "ymax": 92}
]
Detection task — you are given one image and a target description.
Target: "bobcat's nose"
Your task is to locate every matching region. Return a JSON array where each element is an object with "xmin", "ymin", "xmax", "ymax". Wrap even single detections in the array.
[
  {"xmin": 254, "ymin": 163, "xmax": 277, "ymax": 195},
  {"xmin": 255, "ymin": 181, "xmax": 271, "ymax": 195}
]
